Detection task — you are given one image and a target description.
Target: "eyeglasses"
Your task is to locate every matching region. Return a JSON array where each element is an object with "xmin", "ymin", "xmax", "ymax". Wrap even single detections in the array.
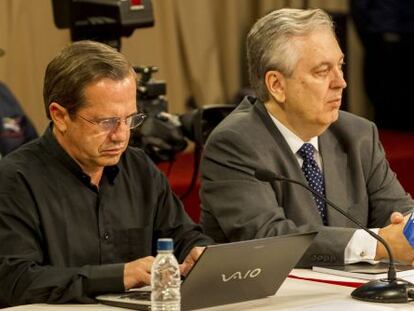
[{"xmin": 78, "ymin": 113, "xmax": 147, "ymax": 132}]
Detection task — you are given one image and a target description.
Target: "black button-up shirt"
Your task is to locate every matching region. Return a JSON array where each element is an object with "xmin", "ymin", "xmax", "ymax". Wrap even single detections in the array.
[{"xmin": 0, "ymin": 125, "xmax": 211, "ymax": 306}]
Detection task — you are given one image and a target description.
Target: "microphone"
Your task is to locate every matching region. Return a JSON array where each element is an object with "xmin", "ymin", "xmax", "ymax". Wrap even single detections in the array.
[{"xmin": 255, "ymin": 168, "xmax": 414, "ymax": 303}]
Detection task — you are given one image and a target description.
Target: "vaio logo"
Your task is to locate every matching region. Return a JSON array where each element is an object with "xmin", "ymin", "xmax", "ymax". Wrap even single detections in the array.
[{"xmin": 221, "ymin": 268, "xmax": 262, "ymax": 282}]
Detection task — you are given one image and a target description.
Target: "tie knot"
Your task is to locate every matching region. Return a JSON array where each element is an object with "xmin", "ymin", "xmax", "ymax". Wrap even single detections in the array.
[{"xmin": 298, "ymin": 143, "xmax": 315, "ymax": 161}]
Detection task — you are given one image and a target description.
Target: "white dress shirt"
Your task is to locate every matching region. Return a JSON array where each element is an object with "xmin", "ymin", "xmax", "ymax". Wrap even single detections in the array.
[{"xmin": 269, "ymin": 113, "xmax": 378, "ymax": 264}]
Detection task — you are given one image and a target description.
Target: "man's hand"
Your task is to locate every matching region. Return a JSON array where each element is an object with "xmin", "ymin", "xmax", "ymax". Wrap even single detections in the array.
[
  {"xmin": 389, "ymin": 211, "xmax": 409, "ymax": 225},
  {"xmin": 180, "ymin": 247, "xmax": 205, "ymax": 277},
  {"xmin": 124, "ymin": 256, "xmax": 155, "ymax": 290},
  {"xmin": 376, "ymin": 212, "xmax": 414, "ymax": 265}
]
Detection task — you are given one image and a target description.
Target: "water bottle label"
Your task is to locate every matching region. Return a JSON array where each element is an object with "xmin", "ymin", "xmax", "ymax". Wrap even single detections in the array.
[{"xmin": 403, "ymin": 210, "xmax": 414, "ymax": 249}]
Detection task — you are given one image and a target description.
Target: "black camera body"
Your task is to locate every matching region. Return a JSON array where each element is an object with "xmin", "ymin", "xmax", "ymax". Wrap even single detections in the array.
[
  {"xmin": 131, "ymin": 66, "xmax": 237, "ymax": 164},
  {"xmin": 130, "ymin": 66, "xmax": 188, "ymax": 163},
  {"xmin": 52, "ymin": 0, "xmax": 154, "ymax": 50},
  {"xmin": 135, "ymin": 66, "xmax": 167, "ymax": 116}
]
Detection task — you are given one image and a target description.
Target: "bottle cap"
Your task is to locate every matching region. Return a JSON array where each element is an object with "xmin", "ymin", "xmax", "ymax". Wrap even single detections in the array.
[{"xmin": 157, "ymin": 238, "xmax": 174, "ymax": 251}]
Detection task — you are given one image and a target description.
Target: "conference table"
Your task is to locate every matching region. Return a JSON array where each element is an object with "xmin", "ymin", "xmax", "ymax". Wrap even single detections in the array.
[{"xmin": 3, "ymin": 269, "xmax": 413, "ymax": 311}]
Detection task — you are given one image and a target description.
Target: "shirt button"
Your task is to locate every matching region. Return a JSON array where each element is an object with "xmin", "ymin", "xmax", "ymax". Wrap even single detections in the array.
[
  {"xmin": 360, "ymin": 251, "xmax": 366, "ymax": 257},
  {"xmin": 103, "ymin": 232, "xmax": 110, "ymax": 241}
]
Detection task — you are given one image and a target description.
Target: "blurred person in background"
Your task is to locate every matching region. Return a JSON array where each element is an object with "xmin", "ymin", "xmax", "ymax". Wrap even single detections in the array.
[
  {"xmin": 351, "ymin": 1, "xmax": 414, "ymax": 130},
  {"xmin": 0, "ymin": 48, "xmax": 38, "ymax": 158}
]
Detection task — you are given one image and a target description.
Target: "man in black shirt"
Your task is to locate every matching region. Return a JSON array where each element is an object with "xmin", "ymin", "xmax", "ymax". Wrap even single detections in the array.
[{"xmin": 0, "ymin": 40, "xmax": 212, "ymax": 306}]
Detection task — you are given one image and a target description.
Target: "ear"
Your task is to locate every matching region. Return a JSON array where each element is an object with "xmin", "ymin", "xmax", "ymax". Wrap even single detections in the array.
[
  {"xmin": 264, "ymin": 70, "xmax": 286, "ymax": 103},
  {"xmin": 49, "ymin": 102, "xmax": 70, "ymax": 132}
]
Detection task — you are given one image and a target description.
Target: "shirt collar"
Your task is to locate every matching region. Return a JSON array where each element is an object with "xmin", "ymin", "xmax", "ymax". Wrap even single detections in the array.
[
  {"xmin": 268, "ymin": 113, "xmax": 319, "ymax": 154},
  {"xmin": 40, "ymin": 123, "xmax": 120, "ymax": 185}
]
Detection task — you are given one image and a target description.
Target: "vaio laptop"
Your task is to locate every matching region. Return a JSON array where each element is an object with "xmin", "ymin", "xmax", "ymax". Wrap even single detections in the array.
[{"xmin": 96, "ymin": 232, "xmax": 317, "ymax": 310}]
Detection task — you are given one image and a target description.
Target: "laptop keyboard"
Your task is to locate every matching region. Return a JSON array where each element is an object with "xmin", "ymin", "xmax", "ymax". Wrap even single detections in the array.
[{"xmin": 119, "ymin": 291, "xmax": 151, "ymax": 301}]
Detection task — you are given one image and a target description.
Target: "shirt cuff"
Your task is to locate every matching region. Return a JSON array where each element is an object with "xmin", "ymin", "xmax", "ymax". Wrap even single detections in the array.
[
  {"xmin": 344, "ymin": 228, "xmax": 380, "ymax": 264},
  {"xmin": 83, "ymin": 263, "xmax": 125, "ymax": 295}
]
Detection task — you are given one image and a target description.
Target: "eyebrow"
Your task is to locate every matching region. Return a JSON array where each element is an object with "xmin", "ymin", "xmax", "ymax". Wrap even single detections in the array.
[
  {"xmin": 126, "ymin": 112, "xmax": 138, "ymax": 118},
  {"xmin": 96, "ymin": 112, "xmax": 138, "ymax": 121},
  {"xmin": 313, "ymin": 56, "xmax": 345, "ymax": 69}
]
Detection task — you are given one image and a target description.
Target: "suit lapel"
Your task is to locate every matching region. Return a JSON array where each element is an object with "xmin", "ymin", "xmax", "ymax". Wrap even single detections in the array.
[
  {"xmin": 253, "ymin": 100, "xmax": 300, "ymax": 175},
  {"xmin": 253, "ymin": 100, "xmax": 324, "ymax": 224},
  {"xmin": 319, "ymin": 129, "xmax": 350, "ymax": 226}
]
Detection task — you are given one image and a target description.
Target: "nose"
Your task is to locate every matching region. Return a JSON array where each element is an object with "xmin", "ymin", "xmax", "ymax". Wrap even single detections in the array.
[
  {"xmin": 331, "ymin": 67, "xmax": 347, "ymax": 90},
  {"xmin": 109, "ymin": 120, "xmax": 130, "ymax": 142}
]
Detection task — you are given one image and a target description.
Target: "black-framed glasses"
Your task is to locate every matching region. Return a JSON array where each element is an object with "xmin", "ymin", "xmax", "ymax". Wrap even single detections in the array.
[{"xmin": 78, "ymin": 113, "xmax": 147, "ymax": 132}]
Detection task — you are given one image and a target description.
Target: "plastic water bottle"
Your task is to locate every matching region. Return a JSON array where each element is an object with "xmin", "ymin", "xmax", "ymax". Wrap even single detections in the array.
[{"xmin": 151, "ymin": 238, "xmax": 181, "ymax": 311}]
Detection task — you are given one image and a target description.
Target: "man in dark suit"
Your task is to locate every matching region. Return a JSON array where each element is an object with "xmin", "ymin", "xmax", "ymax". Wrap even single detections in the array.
[{"xmin": 200, "ymin": 8, "xmax": 414, "ymax": 267}]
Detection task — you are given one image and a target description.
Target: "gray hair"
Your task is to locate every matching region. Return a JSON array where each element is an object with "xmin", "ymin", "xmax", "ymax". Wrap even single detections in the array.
[
  {"xmin": 247, "ymin": 8, "xmax": 334, "ymax": 102},
  {"xmin": 43, "ymin": 40, "xmax": 136, "ymax": 119}
]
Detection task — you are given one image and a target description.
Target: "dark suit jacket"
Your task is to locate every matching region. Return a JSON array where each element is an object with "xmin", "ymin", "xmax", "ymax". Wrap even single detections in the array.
[{"xmin": 200, "ymin": 96, "xmax": 414, "ymax": 267}]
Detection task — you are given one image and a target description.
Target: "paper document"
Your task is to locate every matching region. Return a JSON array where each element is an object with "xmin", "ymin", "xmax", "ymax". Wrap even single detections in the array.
[
  {"xmin": 280, "ymin": 299, "xmax": 402, "ymax": 311},
  {"xmin": 312, "ymin": 263, "xmax": 414, "ymax": 280}
]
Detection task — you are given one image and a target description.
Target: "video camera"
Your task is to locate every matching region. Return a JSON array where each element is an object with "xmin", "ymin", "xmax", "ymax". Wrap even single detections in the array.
[
  {"xmin": 130, "ymin": 66, "xmax": 188, "ymax": 163},
  {"xmin": 130, "ymin": 66, "xmax": 236, "ymax": 164},
  {"xmin": 52, "ymin": 0, "xmax": 154, "ymax": 50}
]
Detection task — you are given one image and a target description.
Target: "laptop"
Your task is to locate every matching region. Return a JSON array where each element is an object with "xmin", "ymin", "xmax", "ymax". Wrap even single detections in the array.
[{"xmin": 96, "ymin": 232, "xmax": 317, "ymax": 310}]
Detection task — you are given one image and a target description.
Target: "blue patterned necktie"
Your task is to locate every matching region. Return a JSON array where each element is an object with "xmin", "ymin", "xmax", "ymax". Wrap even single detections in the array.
[{"xmin": 298, "ymin": 143, "xmax": 328, "ymax": 225}]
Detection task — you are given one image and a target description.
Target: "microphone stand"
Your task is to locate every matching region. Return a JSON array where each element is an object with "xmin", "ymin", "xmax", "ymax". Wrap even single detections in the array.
[{"xmin": 255, "ymin": 169, "xmax": 414, "ymax": 303}]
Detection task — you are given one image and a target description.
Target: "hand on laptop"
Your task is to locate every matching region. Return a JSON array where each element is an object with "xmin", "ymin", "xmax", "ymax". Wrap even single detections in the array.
[
  {"xmin": 122, "ymin": 247, "xmax": 205, "ymax": 290},
  {"xmin": 376, "ymin": 212, "xmax": 414, "ymax": 266},
  {"xmin": 124, "ymin": 256, "xmax": 155, "ymax": 290},
  {"xmin": 180, "ymin": 247, "xmax": 205, "ymax": 277}
]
